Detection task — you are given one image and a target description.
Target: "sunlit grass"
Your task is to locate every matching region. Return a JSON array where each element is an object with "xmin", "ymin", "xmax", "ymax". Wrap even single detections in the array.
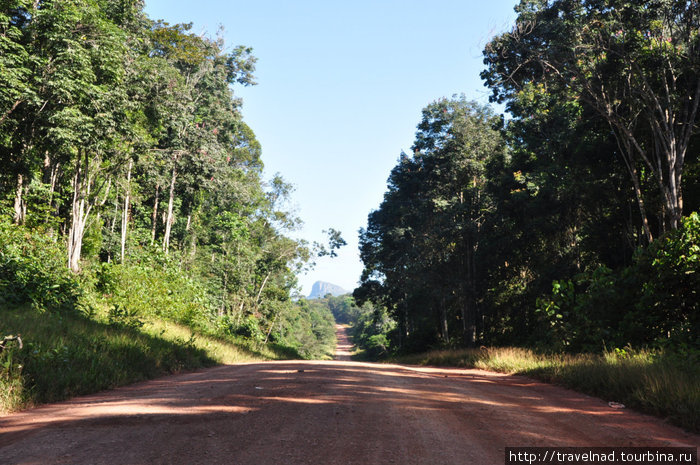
[
  {"xmin": 0, "ymin": 305, "xmax": 284, "ymax": 414},
  {"xmin": 141, "ymin": 319, "xmax": 279, "ymax": 364},
  {"xmin": 394, "ymin": 347, "xmax": 699, "ymax": 433}
]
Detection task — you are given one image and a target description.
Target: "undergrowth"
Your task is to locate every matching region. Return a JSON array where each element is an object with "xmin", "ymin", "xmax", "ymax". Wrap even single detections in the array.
[
  {"xmin": 0, "ymin": 304, "xmax": 277, "ymax": 414},
  {"xmin": 393, "ymin": 346, "xmax": 699, "ymax": 433},
  {"xmin": 0, "ymin": 219, "xmax": 324, "ymax": 414}
]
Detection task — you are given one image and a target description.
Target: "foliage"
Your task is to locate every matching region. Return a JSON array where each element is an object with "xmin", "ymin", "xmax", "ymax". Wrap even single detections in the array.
[
  {"xmin": 536, "ymin": 212, "xmax": 699, "ymax": 352},
  {"xmin": 0, "ymin": 1, "xmax": 343, "ymax": 412},
  {"xmin": 323, "ymin": 294, "xmax": 363, "ymax": 324},
  {"xmin": 482, "ymin": 0, "xmax": 700, "ymax": 235},
  {"xmin": 349, "ymin": 304, "xmax": 396, "ymax": 360},
  {"xmin": 356, "ymin": 96, "xmax": 505, "ymax": 350},
  {"xmin": 0, "ymin": 216, "xmax": 82, "ymax": 314},
  {"xmin": 275, "ymin": 299, "xmax": 337, "ymax": 359},
  {"xmin": 96, "ymin": 257, "xmax": 213, "ymax": 330},
  {"xmin": 357, "ymin": 1, "xmax": 699, "ymax": 357}
]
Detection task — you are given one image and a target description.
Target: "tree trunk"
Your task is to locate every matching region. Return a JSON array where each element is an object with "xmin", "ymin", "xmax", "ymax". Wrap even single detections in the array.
[
  {"xmin": 466, "ymin": 244, "xmax": 477, "ymax": 347},
  {"xmin": 68, "ymin": 160, "xmax": 87, "ymax": 273},
  {"xmin": 254, "ymin": 272, "xmax": 271, "ymax": 315},
  {"xmin": 66, "ymin": 151, "xmax": 110, "ymax": 272},
  {"xmin": 68, "ymin": 199, "xmax": 86, "ymax": 272},
  {"xmin": 163, "ymin": 163, "xmax": 178, "ymax": 254},
  {"xmin": 264, "ymin": 311, "xmax": 280, "ymax": 344},
  {"xmin": 439, "ymin": 296, "xmax": 449, "ymax": 344},
  {"xmin": 151, "ymin": 183, "xmax": 159, "ymax": 245},
  {"xmin": 120, "ymin": 158, "xmax": 133, "ymax": 263},
  {"xmin": 13, "ymin": 173, "xmax": 26, "ymax": 225},
  {"xmin": 46, "ymin": 158, "xmax": 60, "ymax": 218},
  {"xmin": 614, "ymin": 135, "xmax": 654, "ymax": 243}
]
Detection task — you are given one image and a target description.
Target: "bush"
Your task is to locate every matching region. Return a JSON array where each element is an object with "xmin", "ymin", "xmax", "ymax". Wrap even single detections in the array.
[
  {"xmin": 536, "ymin": 212, "xmax": 700, "ymax": 352},
  {"xmin": 626, "ymin": 213, "xmax": 699, "ymax": 347},
  {"xmin": 0, "ymin": 217, "xmax": 83, "ymax": 314},
  {"xmin": 95, "ymin": 257, "xmax": 214, "ymax": 331},
  {"xmin": 350, "ymin": 305, "xmax": 396, "ymax": 360}
]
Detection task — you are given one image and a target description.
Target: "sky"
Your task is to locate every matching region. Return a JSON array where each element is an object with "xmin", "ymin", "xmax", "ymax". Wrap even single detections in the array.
[{"xmin": 143, "ymin": 0, "xmax": 518, "ymax": 296}]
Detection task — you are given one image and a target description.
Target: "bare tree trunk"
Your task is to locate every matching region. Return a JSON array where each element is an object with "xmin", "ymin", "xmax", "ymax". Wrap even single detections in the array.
[
  {"xmin": 151, "ymin": 184, "xmax": 159, "ymax": 245},
  {"xmin": 264, "ymin": 311, "xmax": 279, "ymax": 344},
  {"xmin": 464, "ymin": 236, "xmax": 477, "ymax": 347},
  {"xmin": 254, "ymin": 272, "xmax": 271, "ymax": 315},
  {"xmin": 120, "ymin": 158, "xmax": 133, "ymax": 263},
  {"xmin": 110, "ymin": 186, "xmax": 119, "ymax": 236},
  {"xmin": 67, "ymin": 150, "xmax": 110, "ymax": 272},
  {"xmin": 439, "ymin": 296, "xmax": 449, "ymax": 344},
  {"xmin": 614, "ymin": 135, "xmax": 654, "ymax": 243},
  {"xmin": 68, "ymin": 162, "xmax": 86, "ymax": 273},
  {"xmin": 163, "ymin": 163, "xmax": 177, "ymax": 254},
  {"xmin": 47, "ymin": 160, "xmax": 60, "ymax": 214},
  {"xmin": 13, "ymin": 173, "xmax": 26, "ymax": 225},
  {"xmin": 41, "ymin": 154, "xmax": 61, "ymax": 239}
]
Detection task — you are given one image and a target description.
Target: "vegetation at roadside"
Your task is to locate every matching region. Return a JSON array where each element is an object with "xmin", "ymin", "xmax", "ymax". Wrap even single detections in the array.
[
  {"xmin": 0, "ymin": 218, "xmax": 336, "ymax": 413},
  {"xmin": 0, "ymin": 301, "xmax": 304, "ymax": 414},
  {"xmin": 349, "ymin": 1, "xmax": 699, "ymax": 433},
  {"xmin": 355, "ymin": 0, "xmax": 699, "ymax": 356},
  {"xmin": 311, "ymin": 294, "xmax": 393, "ymax": 360},
  {"xmin": 394, "ymin": 346, "xmax": 699, "ymax": 433},
  {"xmin": 315, "ymin": 290, "xmax": 698, "ymax": 432},
  {"xmin": 0, "ymin": 2, "xmax": 340, "ymax": 412}
]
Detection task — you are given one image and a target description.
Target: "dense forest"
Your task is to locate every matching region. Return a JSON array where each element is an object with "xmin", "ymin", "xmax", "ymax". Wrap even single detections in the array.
[
  {"xmin": 1, "ymin": 0, "xmax": 699, "ymax": 414},
  {"xmin": 0, "ymin": 0, "xmax": 340, "ymax": 394},
  {"xmin": 355, "ymin": 0, "xmax": 699, "ymax": 355}
]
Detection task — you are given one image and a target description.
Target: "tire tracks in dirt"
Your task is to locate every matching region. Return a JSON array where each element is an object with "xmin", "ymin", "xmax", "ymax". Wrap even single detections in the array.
[{"xmin": 1, "ymin": 329, "xmax": 697, "ymax": 464}]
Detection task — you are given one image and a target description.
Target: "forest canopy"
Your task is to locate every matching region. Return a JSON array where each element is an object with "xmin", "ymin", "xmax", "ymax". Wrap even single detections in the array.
[
  {"xmin": 355, "ymin": 0, "xmax": 699, "ymax": 354},
  {"xmin": 0, "ymin": 0, "xmax": 335, "ymax": 357}
]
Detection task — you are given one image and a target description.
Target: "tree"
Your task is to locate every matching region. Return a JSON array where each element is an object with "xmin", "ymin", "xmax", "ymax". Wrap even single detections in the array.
[
  {"xmin": 356, "ymin": 97, "xmax": 504, "ymax": 349},
  {"xmin": 482, "ymin": 0, "xmax": 700, "ymax": 239},
  {"xmin": 1, "ymin": 1, "xmax": 40, "ymax": 225},
  {"xmin": 145, "ymin": 21, "xmax": 256, "ymax": 254},
  {"xmin": 19, "ymin": 0, "xmax": 134, "ymax": 271}
]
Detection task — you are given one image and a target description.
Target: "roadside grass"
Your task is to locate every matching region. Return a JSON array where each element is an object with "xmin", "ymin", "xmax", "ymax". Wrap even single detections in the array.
[
  {"xmin": 393, "ymin": 347, "xmax": 699, "ymax": 433},
  {"xmin": 141, "ymin": 319, "xmax": 296, "ymax": 363},
  {"xmin": 0, "ymin": 304, "xmax": 282, "ymax": 414}
]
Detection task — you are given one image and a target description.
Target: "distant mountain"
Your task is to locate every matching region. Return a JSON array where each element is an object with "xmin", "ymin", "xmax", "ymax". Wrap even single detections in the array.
[{"xmin": 307, "ymin": 281, "xmax": 347, "ymax": 299}]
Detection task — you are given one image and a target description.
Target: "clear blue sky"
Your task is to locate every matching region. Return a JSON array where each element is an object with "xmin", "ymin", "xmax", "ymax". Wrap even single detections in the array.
[{"xmin": 143, "ymin": 0, "xmax": 518, "ymax": 296}]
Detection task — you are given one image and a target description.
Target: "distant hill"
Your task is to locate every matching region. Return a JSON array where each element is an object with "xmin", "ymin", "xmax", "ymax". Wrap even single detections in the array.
[{"xmin": 307, "ymin": 281, "xmax": 347, "ymax": 299}]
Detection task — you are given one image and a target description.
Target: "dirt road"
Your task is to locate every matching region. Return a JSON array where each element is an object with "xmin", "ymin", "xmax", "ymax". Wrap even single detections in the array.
[
  {"xmin": 334, "ymin": 324, "xmax": 353, "ymax": 361},
  {"xmin": 1, "ymin": 333, "xmax": 698, "ymax": 464}
]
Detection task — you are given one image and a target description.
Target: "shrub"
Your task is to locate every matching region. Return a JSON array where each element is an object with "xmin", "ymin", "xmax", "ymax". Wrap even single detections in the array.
[
  {"xmin": 96, "ymin": 258, "xmax": 214, "ymax": 331},
  {"xmin": 536, "ymin": 212, "xmax": 700, "ymax": 352},
  {"xmin": 0, "ymin": 217, "xmax": 82, "ymax": 314}
]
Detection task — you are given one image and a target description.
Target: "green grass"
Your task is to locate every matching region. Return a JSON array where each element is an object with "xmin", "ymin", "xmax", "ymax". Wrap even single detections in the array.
[
  {"xmin": 0, "ymin": 304, "xmax": 282, "ymax": 414},
  {"xmin": 393, "ymin": 347, "xmax": 699, "ymax": 433}
]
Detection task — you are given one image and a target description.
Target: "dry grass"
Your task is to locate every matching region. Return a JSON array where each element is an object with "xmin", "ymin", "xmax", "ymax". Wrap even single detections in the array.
[{"xmin": 394, "ymin": 346, "xmax": 699, "ymax": 433}]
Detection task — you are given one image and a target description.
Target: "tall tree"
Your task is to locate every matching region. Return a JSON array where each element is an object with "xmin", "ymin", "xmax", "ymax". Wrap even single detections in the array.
[
  {"xmin": 482, "ymin": 0, "xmax": 700, "ymax": 238},
  {"xmin": 356, "ymin": 97, "xmax": 504, "ymax": 349},
  {"xmin": 20, "ymin": 0, "xmax": 133, "ymax": 271},
  {"xmin": 1, "ymin": 1, "xmax": 37, "ymax": 224}
]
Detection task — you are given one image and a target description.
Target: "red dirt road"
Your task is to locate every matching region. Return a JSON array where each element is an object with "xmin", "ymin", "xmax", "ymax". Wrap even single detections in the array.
[
  {"xmin": 334, "ymin": 324, "xmax": 353, "ymax": 361},
  {"xmin": 1, "ymin": 330, "xmax": 698, "ymax": 464}
]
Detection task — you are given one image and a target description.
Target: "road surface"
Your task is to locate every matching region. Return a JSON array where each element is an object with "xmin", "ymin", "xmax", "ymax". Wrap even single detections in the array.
[
  {"xmin": 334, "ymin": 324, "xmax": 353, "ymax": 361},
  {"xmin": 0, "ymin": 328, "xmax": 697, "ymax": 464}
]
